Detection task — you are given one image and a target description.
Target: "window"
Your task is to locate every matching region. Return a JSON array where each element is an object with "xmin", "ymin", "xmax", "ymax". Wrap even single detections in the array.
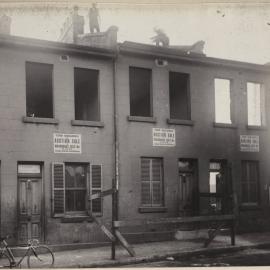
[
  {"xmin": 214, "ymin": 78, "xmax": 232, "ymax": 124},
  {"xmin": 241, "ymin": 161, "xmax": 259, "ymax": 205},
  {"xmin": 52, "ymin": 163, "xmax": 102, "ymax": 216},
  {"xmin": 247, "ymin": 82, "xmax": 266, "ymax": 126},
  {"xmin": 169, "ymin": 72, "xmax": 190, "ymax": 120},
  {"xmin": 141, "ymin": 158, "xmax": 163, "ymax": 207},
  {"xmin": 129, "ymin": 67, "xmax": 152, "ymax": 117},
  {"xmin": 74, "ymin": 68, "xmax": 99, "ymax": 121},
  {"xmin": 25, "ymin": 62, "xmax": 53, "ymax": 118}
]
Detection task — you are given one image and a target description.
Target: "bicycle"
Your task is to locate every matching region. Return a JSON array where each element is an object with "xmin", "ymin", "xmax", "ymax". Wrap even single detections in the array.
[{"xmin": 0, "ymin": 236, "xmax": 54, "ymax": 268}]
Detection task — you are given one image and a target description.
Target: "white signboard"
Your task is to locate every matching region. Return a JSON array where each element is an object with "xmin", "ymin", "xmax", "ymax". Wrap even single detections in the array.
[
  {"xmin": 240, "ymin": 135, "xmax": 259, "ymax": 152},
  {"xmin": 54, "ymin": 133, "xmax": 82, "ymax": 154},
  {"xmin": 153, "ymin": 128, "xmax": 175, "ymax": 147}
]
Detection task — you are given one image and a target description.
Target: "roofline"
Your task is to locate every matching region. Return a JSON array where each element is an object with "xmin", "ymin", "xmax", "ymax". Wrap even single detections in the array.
[
  {"xmin": 119, "ymin": 41, "xmax": 270, "ymax": 73},
  {"xmin": 0, "ymin": 34, "xmax": 117, "ymax": 59}
]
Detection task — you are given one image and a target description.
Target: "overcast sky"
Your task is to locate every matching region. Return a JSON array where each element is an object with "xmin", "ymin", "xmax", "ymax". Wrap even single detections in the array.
[{"xmin": 1, "ymin": 1, "xmax": 270, "ymax": 64}]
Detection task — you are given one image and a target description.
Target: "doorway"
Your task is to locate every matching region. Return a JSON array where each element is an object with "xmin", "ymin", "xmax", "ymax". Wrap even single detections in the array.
[
  {"xmin": 17, "ymin": 164, "xmax": 43, "ymax": 243},
  {"xmin": 178, "ymin": 159, "xmax": 199, "ymax": 216}
]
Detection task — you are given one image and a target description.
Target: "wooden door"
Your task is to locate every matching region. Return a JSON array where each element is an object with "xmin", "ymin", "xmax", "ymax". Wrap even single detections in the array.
[{"xmin": 18, "ymin": 178, "xmax": 42, "ymax": 243}]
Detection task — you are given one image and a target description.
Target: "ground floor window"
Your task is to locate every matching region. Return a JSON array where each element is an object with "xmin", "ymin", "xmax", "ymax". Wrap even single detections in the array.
[
  {"xmin": 52, "ymin": 162, "xmax": 102, "ymax": 216},
  {"xmin": 241, "ymin": 160, "xmax": 259, "ymax": 205},
  {"xmin": 141, "ymin": 157, "xmax": 164, "ymax": 207}
]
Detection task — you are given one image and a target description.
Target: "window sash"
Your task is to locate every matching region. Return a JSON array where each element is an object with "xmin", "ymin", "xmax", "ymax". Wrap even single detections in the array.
[
  {"xmin": 141, "ymin": 158, "xmax": 163, "ymax": 207},
  {"xmin": 241, "ymin": 161, "xmax": 259, "ymax": 204},
  {"xmin": 52, "ymin": 163, "xmax": 103, "ymax": 216}
]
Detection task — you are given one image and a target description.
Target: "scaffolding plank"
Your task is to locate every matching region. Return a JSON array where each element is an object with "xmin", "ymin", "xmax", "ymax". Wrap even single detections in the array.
[
  {"xmin": 89, "ymin": 188, "xmax": 116, "ymax": 200},
  {"xmin": 114, "ymin": 214, "xmax": 235, "ymax": 228},
  {"xmin": 115, "ymin": 229, "xmax": 135, "ymax": 257},
  {"xmin": 92, "ymin": 216, "xmax": 116, "ymax": 242}
]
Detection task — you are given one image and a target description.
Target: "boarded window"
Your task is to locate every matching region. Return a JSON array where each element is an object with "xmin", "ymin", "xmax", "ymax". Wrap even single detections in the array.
[
  {"xmin": 241, "ymin": 161, "xmax": 259, "ymax": 205},
  {"xmin": 214, "ymin": 79, "xmax": 232, "ymax": 124},
  {"xmin": 74, "ymin": 68, "xmax": 99, "ymax": 121},
  {"xmin": 52, "ymin": 163, "xmax": 102, "ymax": 216},
  {"xmin": 25, "ymin": 62, "xmax": 53, "ymax": 118},
  {"xmin": 141, "ymin": 158, "xmax": 163, "ymax": 207},
  {"xmin": 129, "ymin": 67, "xmax": 152, "ymax": 117},
  {"xmin": 247, "ymin": 82, "xmax": 266, "ymax": 126},
  {"xmin": 169, "ymin": 72, "xmax": 190, "ymax": 119}
]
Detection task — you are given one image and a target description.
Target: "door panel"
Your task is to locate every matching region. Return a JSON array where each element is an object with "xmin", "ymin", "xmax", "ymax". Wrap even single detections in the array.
[{"xmin": 18, "ymin": 178, "xmax": 42, "ymax": 243}]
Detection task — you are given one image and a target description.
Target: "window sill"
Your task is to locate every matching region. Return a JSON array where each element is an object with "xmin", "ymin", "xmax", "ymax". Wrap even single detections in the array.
[
  {"xmin": 213, "ymin": 122, "xmax": 237, "ymax": 129},
  {"xmin": 127, "ymin": 116, "xmax": 157, "ymax": 123},
  {"xmin": 22, "ymin": 116, "xmax": 59, "ymax": 125},
  {"xmin": 138, "ymin": 207, "xmax": 167, "ymax": 213},
  {"xmin": 167, "ymin": 119, "xmax": 194, "ymax": 126},
  {"xmin": 246, "ymin": 125, "xmax": 267, "ymax": 131},
  {"xmin": 61, "ymin": 215, "xmax": 94, "ymax": 223},
  {"xmin": 71, "ymin": 120, "xmax": 104, "ymax": 128}
]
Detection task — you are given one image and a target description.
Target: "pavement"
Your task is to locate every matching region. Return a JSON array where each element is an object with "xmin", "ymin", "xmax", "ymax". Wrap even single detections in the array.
[{"xmin": 45, "ymin": 231, "xmax": 270, "ymax": 268}]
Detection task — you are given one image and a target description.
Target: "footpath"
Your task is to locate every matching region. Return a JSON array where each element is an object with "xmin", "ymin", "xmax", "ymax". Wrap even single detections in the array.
[{"xmin": 49, "ymin": 232, "xmax": 270, "ymax": 268}]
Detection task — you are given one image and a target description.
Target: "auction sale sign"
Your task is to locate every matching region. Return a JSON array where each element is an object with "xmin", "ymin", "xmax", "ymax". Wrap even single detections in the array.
[{"xmin": 54, "ymin": 133, "xmax": 82, "ymax": 154}]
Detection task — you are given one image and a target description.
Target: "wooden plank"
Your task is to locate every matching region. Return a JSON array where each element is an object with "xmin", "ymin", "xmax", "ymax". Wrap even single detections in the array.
[
  {"xmin": 115, "ymin": 229, "xmax": 135, "ymax": 257},
  {"xmin": 92, "ymin": 216, "xmax": 116, "ymax": 242},
  {"xmin": 89, "ymin": 188, "xmax": 116, "ymax": 200},
  {"xmin": 114, "ymin": 214, "xmax": 235, "ymax": 228},
  {"xmin": 204, "ymin": 222, "xmax": 226, "ymax": 247}
]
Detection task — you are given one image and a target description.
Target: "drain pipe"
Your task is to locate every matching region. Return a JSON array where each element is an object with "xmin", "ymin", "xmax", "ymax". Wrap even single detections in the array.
[{"xmin": 111, "ymin": 48, "xmax": 119, "ymax": 260}]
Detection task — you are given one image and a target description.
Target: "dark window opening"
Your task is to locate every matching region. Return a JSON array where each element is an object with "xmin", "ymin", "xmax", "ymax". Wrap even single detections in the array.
[
  {"xmin": 26, "ymin": 62, "xmax": 53, "ymax": 118},
  {"xmin": 129, "ymin": 67, "xmax": 152, "ymax": 117},
  {"xmin": 74, "ymin": 68, "xmax": 99, "ymax": 121},
  {"xmin": 169, "ymin": 72, "xmax": 190, "ymax": 120}
]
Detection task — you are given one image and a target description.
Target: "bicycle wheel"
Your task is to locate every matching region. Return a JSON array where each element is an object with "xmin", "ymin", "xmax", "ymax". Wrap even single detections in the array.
[
  {"xmin": 0, "ymin": 253, "xmax": 11, "ymax": 268},
  {"xmin": 27, "ymin": 245, "xmax": 54, "ymax": 268}
]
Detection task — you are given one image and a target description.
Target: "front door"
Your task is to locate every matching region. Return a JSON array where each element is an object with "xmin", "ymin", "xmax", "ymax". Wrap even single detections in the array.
[
  {"xmin": 18, "ymin": 177, "xmax": 42, "ymax": 243},
  {"xmin": 178, "ymin": 159, "xmax": 198, "ymax": 216}
]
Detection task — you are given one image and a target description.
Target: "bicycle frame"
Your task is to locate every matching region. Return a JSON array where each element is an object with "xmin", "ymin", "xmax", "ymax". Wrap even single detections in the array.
[{"xmin": 1, "ymin": 240, "xmax": 34, "ymax": 268}]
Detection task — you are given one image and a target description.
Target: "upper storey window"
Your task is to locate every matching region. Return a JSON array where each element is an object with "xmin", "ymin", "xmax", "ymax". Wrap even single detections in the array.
[
  {"xmin": 74, "ymin": 68, "xmax": 100, "ymax": 121},
  {"xmin": 247, "ymin": 82, "xmax": 266, "ymax": 126},
  {"xmin": 25, "ymin": 62, "xmax": 53, "ymax": 118},
  {"xmin": 129, "ymin": 67, "xmax": 152, "ymax": 117},
  {"xmin": 169, "ymin": 72, "xmax": 190, "ymax": 120},
  {"xmin": 214, "ymin": 78, "xmax": 232, "ymax": 124}
]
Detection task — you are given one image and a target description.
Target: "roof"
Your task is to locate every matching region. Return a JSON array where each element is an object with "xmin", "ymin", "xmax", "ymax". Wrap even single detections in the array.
[
  {"xmin": 119, "ymin": 41, "xmax": 270, "ymax": 73},
  {"xmin": 0, "ymin": 34, "xmax": 116, "ymax": 59}
]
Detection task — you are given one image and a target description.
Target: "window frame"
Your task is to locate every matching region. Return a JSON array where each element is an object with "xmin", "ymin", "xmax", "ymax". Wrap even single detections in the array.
[
  {"xmin": 25, "ymin": 61, "xmax": 55, "ymax": 120},
  {"xmin": 129, "ymin": 66, "xmax": 153, "ymax": 118},
  {"xmin": 73, "ymin": 67, "xmax": 101, "ymax": 123},
  {"xmin": 214, "ymin": 78, "xmax": 233, "ymax": 125},
  {"xmin": 168, "ymin": 71, "xmax": 191, "ymax": 121},
  {"xmin": 51, "ymin": 162, "xmax": 103, "ymax": 218},
  {"xmin": 140, "ymin": 157, "xmax": 164, "ymax": 208},
  {"xmin": 246, "ymin": 81, "xmax": 266, "ymax": 128},
  {"xmin": 241, "ymin": 160, "xmax": 260, "ymax": 207}
]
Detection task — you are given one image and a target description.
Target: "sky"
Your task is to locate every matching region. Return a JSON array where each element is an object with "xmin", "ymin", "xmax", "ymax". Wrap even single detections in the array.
[{"xmin": 1, "ymin": 1, "xmax": 270, "ymax": 64}]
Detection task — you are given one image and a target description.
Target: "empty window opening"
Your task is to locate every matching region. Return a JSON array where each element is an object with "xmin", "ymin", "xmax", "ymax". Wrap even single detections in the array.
[
  {"xmin": 74, "ymin": 68, "xmax": 99, "ymax": 121},
  {"xmin": 247, "ymin": 82, "xmax": 265, "ymax": 126},
  {"xmin": 129, "ymin": 67, "xmax": 152, "ymax": 117},
  {"xmin": 241, "ymin": 160, "xmax": 259, "ymax": 205},
  {"xmin": 141, "ymin": 158, "xmax": 163, "ymax": 207},
  {"xmin": 214, "ymin": 78, "xmax": 232, "ymax": 124},
  {"xmin": 26, "ymin": 62, "xmax": 53, "ymax": 118},
  {"xmin": 169, "ymin": 72, "xmax": 190, "ymax": 120}
]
